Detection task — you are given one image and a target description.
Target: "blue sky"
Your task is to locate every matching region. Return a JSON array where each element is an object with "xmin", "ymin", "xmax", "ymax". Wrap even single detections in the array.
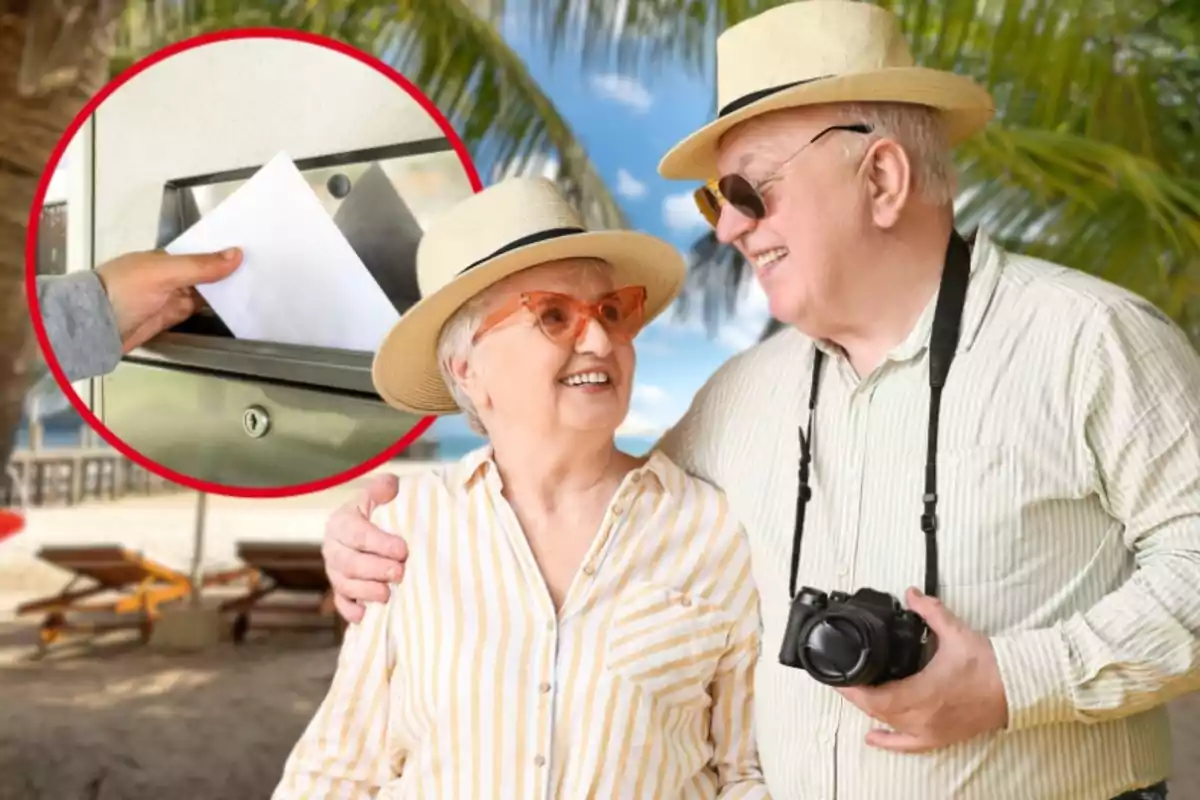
[{"xmin": 432, "ymin": 19, "xmax": 771, "ymax": 441}]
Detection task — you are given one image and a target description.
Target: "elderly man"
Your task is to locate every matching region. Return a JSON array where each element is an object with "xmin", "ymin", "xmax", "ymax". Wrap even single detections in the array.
[{"xmin": 320, "ymin": 2, "xmax": 1200, "ymax": 798}]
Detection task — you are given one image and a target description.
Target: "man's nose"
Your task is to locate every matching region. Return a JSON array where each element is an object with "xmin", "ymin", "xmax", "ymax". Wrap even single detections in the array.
[{"xmin": 715, "ymin": 202, "xmax": 756, "ymax": 244}]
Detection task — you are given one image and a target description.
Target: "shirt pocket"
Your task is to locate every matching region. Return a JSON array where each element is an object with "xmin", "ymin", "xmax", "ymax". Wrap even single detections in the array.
[
  {"xmin": 604, "ymin": 578, "xmax": 736, "ymax": 710},
  {"xmin": 934, "ymin": 444, "xmax": 1026, "ymax": 587}
]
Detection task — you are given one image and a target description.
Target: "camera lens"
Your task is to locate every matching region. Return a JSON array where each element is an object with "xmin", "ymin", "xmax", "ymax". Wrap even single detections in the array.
[{"xmin": 802, "ymin": 613, "xmax": 889, "ymax": 686}]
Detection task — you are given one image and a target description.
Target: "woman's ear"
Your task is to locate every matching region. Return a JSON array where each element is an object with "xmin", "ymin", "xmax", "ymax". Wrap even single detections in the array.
[
  {"xmin": 447, "ymin": 354, "xmax": 472, "ymax": 394},
  {"xmin": 448, "ymin": 353, "xmax": 489, "ymax": 412}
]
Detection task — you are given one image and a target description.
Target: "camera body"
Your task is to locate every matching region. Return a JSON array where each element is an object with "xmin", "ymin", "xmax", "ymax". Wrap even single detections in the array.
[{"xmin": 778, "ymin": 586, "xmax": 937, "ymax": 687}]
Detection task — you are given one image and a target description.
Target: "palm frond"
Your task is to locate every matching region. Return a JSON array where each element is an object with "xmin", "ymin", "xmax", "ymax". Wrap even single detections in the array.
[
  {"xmin": 523, "ymin": 0, "xmax": 720, "ymax": 77},
  {"xmin": 671, "ymin": 228, "xmax": 751, "ymax": 331},
  {"xmin": 387, "ymin": 0, "xmax": 626, "ymax": 228}
]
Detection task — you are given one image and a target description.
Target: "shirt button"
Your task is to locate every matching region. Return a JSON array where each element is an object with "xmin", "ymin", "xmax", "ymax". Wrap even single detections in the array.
[
  {"xmin": 546, "ymin": 620, "xmax": 555, "ymax": 631},
  {"xmin": 680, "ymin": 597, "xmax": 692, "ymax": 608},
  {"xmin": 534, "ymin": 755, "xmax": 546, "ymax": 767},
  {"xmin": 836, "ymin": 564, "xmax": 849, "ymax": 577},
  {"xmin": 612, "ymin": 505, "xmax": 625, "ymax": 515},
  {"xmin": 582, "ymin": 565, "xmax": 595, "ymax": 576},
  {"xmin": 539, "ymin": 682, "xmax": 552, "ymax": 693}
]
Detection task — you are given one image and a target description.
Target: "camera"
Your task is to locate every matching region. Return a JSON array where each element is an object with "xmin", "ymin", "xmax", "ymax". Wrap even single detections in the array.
[{"xmin": 778, "ymin": 586, "xmax": 937, "ymax": 687}]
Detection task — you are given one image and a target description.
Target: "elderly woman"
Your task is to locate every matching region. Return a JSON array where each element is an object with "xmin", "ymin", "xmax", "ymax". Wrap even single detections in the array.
[{"xmin": 272, "ymin": 177, "xmax": 768, "ymax": 799}]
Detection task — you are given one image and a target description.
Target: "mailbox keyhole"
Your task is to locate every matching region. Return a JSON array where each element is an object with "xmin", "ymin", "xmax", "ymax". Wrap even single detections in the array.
[{"xmin": 242, "ymin": 405, "xmax": 271, "ymax": 439}]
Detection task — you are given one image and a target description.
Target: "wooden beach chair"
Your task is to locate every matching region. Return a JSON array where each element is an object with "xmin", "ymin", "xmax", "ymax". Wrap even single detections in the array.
[
  {"xmin": 15, "ymin": 545, "xmax": 194, "ymax": 653},
  {"xmin": 219, "ymin": 541, "xmax": 345, "ymax": 644}
]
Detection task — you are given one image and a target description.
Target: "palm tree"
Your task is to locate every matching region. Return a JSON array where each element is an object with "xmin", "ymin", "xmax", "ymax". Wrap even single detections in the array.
[
  {"xmin": 0, "ymin": 0, "xmax": 642, "ymax": 476},
  {"xmin": 671, "ymin": 0, "xmax": 1200, "ymax": 346},
  {"xmin": 0, "ymin": 1, "xmax": 121, "ymax": 474}
]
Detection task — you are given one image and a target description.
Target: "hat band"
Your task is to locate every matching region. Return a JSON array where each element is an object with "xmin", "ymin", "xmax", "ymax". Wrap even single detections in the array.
[
  {"xmin": 458, "ymin": 226, "xmax": 586, "ymax": 275},
  {"xmin": 718, "ymin": 74, "xmax": 834, "ymax": 118}
]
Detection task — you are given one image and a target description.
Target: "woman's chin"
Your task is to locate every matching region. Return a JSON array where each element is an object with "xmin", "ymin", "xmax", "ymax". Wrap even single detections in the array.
[{"xmin": 558, "ymin": 408, "xmax": 629, "ymax": 439}]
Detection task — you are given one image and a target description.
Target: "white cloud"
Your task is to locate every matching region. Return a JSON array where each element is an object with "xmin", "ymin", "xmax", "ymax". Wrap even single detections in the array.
[
  {"xmin": 633, "ymin": 383, "xmax": 668, "ymax": 404},
  {"xmin": 618, "ymin": 410, "xmax": 662, "ymax": 437},
  {"xmin": 662, "ymin": 193, "xmax": 707, "ymax": 232},
  {"xmin": 590, "ymin": 74, "xmax": 654, "ymax": 114},
  {"xmin": 615, "ymin": 168, "xmax": 647, "ymax": 200}
]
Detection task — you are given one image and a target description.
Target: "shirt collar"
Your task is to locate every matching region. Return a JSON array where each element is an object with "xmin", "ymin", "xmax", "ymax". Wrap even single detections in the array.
[{"xmin": 454, "ymin": 441, "xmax": 676, "ymax": 496}]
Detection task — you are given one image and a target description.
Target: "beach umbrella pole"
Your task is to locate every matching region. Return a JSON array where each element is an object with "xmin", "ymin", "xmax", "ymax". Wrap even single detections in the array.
[{"xmin": 190, "ymin": 491, "xmax": 207, "ymax": 607}]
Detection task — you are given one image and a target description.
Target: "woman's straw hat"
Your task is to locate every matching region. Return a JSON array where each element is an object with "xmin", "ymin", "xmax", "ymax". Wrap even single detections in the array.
[
  {"xmin": 658, "ymin": 0, "xmax": 995, "ymax": 180},
  {"xmin": 372, "ymin": 177, "xmax": 686, "ymax": 415}
]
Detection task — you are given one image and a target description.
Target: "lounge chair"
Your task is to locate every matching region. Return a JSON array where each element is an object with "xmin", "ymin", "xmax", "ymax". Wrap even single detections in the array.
[
  {"xmin": 15, "ymin": 545, "xmax": 195, "ymax": 653},
  {"xmin": 219, "ymin": 541, "xmax": 345, "ymax": 643}
]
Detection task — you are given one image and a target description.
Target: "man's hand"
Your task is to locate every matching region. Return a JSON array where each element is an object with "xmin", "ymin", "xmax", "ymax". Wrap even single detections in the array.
[
  {"xmin": 837, "ymin": 588, "xmax": 1009, "ymax": 754},
  {"xmin": 323, "ymin": 472, "xmax": 408, "ymax": 624},
  {"xmin": 96, "ymin": 248, "xmax": 243, "ymax": 352}
]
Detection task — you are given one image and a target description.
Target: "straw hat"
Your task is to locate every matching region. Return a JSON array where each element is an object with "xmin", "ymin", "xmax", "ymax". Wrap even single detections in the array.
[
  {"xmin": 658, "ymin": 0, "xmax": 995, "ymax": 180},
  {"xmin": 371, "ymin": 177, "xmax": 686, "ymax": 415}
]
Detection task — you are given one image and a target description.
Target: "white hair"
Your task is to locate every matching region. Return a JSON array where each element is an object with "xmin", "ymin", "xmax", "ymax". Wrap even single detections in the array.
[
  {"xmin": 433, "ymin": 258, "xmax": 615, "ymax": 436},
  {"xmin": 832, "ymin": 101, "xmax": 958, "ymax": 206},
  {"xmin": 435, "ymin": 290, "xmax": 495, "ymax": 435}
]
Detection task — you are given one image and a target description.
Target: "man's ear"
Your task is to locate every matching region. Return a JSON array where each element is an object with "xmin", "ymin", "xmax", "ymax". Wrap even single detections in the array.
[{"xmin": 862, "ymin": 138, "xmax": 913, "ymax": 230}]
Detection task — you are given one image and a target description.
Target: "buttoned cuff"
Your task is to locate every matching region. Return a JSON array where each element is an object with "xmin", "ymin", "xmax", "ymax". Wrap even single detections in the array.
[{"xmin": 990, "ymin": 627, "xmax": 1076, "ymax": 731}]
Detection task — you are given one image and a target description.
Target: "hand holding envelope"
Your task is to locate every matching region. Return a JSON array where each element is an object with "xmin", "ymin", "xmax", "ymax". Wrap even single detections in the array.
[
  {"xmin": 162, "ymin": 151, "xmax": 404, "ymax": 353},
  {"xmin": 96, "ymin": 247, "xmax": 244, "ymax": 353}
]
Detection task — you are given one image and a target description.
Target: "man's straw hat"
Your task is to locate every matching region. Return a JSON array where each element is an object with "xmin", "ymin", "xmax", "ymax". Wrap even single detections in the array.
[
  {"xmin": 372, "ymin": 177, "xmax": 686, "ymax": 415},
  {"xmin": 658, "ymin": 0, "xmax": 995, "ymax": 180}
]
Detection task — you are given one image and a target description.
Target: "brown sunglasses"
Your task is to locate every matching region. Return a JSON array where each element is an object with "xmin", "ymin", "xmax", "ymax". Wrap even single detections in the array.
[{"xmin": 693, "ymin": 123, "xmax": 873, "ymax": 228}]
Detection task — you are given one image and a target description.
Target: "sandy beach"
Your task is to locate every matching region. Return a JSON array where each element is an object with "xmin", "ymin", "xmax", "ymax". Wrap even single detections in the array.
[
  {"xmin": 0, "ymin": 458, "xmax": 1197, "ymax": 799},
  {"xmin": 0, "ymin": 459, "xmax": 431, "ymax": 800}
]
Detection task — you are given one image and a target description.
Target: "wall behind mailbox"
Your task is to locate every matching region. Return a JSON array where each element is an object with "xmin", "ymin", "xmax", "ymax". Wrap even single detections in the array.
[{"xmin": 93, "ymin": 36, "xmax": 448, "ymax": 264}]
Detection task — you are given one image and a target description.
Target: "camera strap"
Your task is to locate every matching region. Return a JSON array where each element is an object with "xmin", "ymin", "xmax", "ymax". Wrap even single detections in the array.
[{"xmin": 787, "ymin": 230, "xmax": 972, "ymax": 601}]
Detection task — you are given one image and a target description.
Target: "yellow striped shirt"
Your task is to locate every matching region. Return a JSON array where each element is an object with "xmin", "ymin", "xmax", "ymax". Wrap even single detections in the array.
[
  {"xmin": 273, "ymin": 447, "xmax": 770, "ymax": 799},
  {"xmin": 656, "ymin": 228, "xmax": 1200, "ymax": 799}
]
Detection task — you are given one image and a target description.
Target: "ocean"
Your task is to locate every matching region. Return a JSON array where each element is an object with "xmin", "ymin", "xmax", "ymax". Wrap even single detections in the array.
[{"xmin": 10, "ymin": 425, "xmax": 89, "ymax": 450}]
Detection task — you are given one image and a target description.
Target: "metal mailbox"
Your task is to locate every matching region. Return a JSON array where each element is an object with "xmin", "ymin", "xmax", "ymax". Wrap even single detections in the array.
[{"xmin": 79, "ymin": 36, "xmax": 477, "ymax": 488}]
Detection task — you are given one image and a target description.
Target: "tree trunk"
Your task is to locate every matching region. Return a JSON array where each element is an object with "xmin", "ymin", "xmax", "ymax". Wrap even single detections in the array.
[{"xmin": 0, "ymin": 2, "xmax": 114, "ymax": 473}]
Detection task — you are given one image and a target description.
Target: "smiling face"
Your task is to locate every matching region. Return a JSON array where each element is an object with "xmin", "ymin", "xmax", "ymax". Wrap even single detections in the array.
[
  {"xmin": 449, "ymin": 259, "xmax": 639, "ymax": 442},
  {"xmin": 712, "ymin": 106, "xmax": 879, "ymax": 332}
]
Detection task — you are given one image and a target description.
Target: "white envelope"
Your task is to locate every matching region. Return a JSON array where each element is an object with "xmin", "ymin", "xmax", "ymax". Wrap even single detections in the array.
[{"xmin": 164, "ymin": 151, "xmax": 402, "ymax": 353}]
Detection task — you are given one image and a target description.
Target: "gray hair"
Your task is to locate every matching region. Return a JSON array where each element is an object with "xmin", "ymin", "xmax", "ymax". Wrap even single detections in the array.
[
  {"xmin": 433, "ymin": 258, "xmax": 615, "ymax": 436},
  {"xmin": 435, "ymin": 289, "xmax": 494, "ymax": 435},
  {"xmin": 832, "ymin": 101, "xmax": 957, "ymax": 206}
]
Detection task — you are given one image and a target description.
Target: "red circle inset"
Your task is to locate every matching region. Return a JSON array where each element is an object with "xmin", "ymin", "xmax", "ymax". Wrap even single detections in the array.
[{"xmin": 24, "ymin": 28, "xmax": 483, "ymax": 499}]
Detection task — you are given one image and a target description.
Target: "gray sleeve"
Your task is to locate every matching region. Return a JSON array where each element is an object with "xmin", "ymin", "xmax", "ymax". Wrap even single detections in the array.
[{"xmin": 35, "ymin": 272, "xmax": 123, "ymax": 382}]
